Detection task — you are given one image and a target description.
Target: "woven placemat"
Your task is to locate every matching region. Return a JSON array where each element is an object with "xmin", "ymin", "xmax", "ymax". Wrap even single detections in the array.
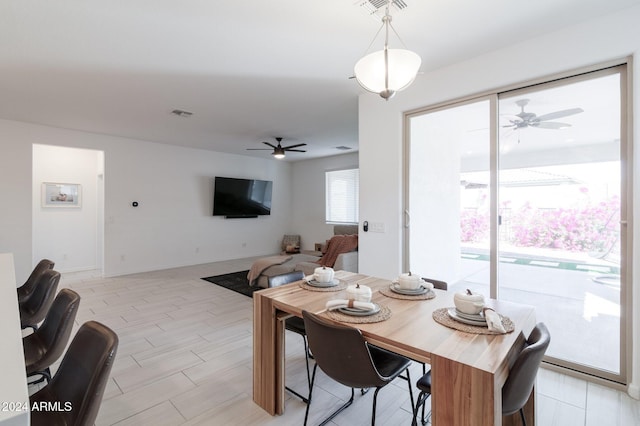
[
  {"xmin": 432, "ymin": 307, "xmax": 515, "ymax": 334},
  {"xmin": 325, "ymin": 304, "xmax": 392, "ymax": 324},
  {"xmin": 298, "ymin": 281, "xmax": 347, "ymax": 292},
  {"xmin": 379, "ymin": 286, "xmax": 436, "ymax": 300}
]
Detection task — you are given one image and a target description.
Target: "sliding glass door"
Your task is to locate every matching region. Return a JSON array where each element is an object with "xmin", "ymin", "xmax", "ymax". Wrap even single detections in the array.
[{"xmin": 404, "ymin": 65, "xmax": 629, "ymax": 382}]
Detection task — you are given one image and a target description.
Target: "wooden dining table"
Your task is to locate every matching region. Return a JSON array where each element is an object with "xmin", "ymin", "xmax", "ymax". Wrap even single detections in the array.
[{"xmin": 253, "ymin": 271, "xmax": 537, "ymax": 426}]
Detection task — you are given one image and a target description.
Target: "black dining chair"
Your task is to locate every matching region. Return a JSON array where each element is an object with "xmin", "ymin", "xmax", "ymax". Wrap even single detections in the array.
[
  {"xmin": 23, "ymin": 288, "xmax": 81, "ymax": 385},
  {"xmin": 412, "ymin": 277, "xmax": 448, "ymax": 425},
  {"xmin": 19, "ymin": 269, "xmax": 61, "ymax": 331},
  {"xmin": 17, "ymin": 258, "xmax": 55, "ymax": 304},
  {"xmin": 423, "ymin": 277, "xmax": 447, "ymax": 291},
  {"xmin": 411, "ymin": 322, "xmax": 550, "ymax": 426},
  {"xmin": 267, "ymin": 271, "xmax": 311, "ymax": 403},
  {"xmin": 502, "ymin": 322, "xmax": 551, "ymax": 425},
  {"xmin": 29, "ymin": 321, "xmax": 119, "ymax": 426},
  {"xmin": 302, "ymin": 310, "xmax": 414, "ymax": 426}
]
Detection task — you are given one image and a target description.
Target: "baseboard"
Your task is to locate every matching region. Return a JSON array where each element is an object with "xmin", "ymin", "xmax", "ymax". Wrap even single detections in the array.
[{"xmin": 628, "ymin": 383, "xmax": 640, "ymax": 400}]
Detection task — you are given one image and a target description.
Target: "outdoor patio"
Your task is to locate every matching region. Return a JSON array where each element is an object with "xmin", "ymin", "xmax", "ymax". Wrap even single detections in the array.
[{"xmin": 454, "ymin": 247, "xmax": 621, "ymax": 374}]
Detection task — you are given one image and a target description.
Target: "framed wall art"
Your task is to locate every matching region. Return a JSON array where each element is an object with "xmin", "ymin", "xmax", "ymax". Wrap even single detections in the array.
[{"xmin": 42, "ymin": 182, "xmax": 82, "ymax": 207}]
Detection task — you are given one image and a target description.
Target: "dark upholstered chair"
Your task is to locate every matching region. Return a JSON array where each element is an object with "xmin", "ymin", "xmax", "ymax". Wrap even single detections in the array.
[
  {"xmin": 502, "ymin": 322, "xmax": 551, "ymax": 425},
  {"xmin": 267, "ymin": 271, "xmax": 311, "ymax": 403},
  {"xmin": 19, "ymin": 269, "xmax": 61, "ymax": 331},
  {"xmin": 412, "ymin": 369, "xmax": 433, "ymax": 426},
  {"xmin": 17, "ymin": 259, "xmax": 55, "ymax": 304},
  {"xmin": 29, "ymin": 321, "xmax": 119, "ymax": 426},
  {"xmin": 423, "ymin": 277, "xmax": 447, "ymax": 291},
  {"xmin": 412, "ymin": 322, "xmax": 550, "ymax": 426},
  {"xmin": 416, "ymin": 277, "xmax": 447, "ymax": 421},
  {"xmin": 302, "ymin": 310, "xmax": 414, "ymax": 426},
  {"xmin": 23, "ymin": 288, "xmax": 81, "ymax": 385}
]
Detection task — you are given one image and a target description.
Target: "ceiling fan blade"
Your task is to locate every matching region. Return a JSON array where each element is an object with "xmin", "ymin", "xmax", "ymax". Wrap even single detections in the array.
[
  {"xmin": 283, "ymin": 143, "xmax": 307, "ymax": 150},
  {"xmin": 531, "ymin": 121, "xmax": 572, "ymax": 129},
  {"xmin": 246, "ymin": 148, "xmax": 272, "ymax": 151},
  {"xmin": 285, "ymin": 149, "xmax": 306, "ymax": 153},
  {"xmin": 262, "ymin": 142, "xmax": 277, "ymax": 149},
  {"xmin": 535, "ymin": 108, "xmax": 583, "ymax": 122}
]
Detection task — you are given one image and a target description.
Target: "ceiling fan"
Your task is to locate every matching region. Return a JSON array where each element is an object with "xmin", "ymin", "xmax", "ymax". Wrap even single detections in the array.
[
  {"xmin": 246, "ymin": 137, "xmax": 307, "ymax": 159},
  {"xmin": 503, "ymin": 99, "xmax": 584, "ymax": 130}
]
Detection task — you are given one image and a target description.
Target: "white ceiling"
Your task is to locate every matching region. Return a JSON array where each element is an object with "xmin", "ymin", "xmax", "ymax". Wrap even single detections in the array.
[{"xmin": 1, "ymin": 0, "xmax": 638, "ymax": 161}]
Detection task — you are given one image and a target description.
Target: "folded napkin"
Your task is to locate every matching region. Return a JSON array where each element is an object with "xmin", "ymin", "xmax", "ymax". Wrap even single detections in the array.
[
  {"xmin": 326, "ymin": 299, "xmax": 375, "ymax": 312},
  {"xmin": 483, "ymin": 308, "xmax": 506, "ymax": 333}
]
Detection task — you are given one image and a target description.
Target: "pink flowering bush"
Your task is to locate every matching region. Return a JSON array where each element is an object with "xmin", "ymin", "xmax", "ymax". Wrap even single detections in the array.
[
  {"xmin": 460, "ymin": 209, "xmax": 489, "ymax": 242},
  {"xmin": 460, "ymin": 196, "xmax": 620, "ymax": 253},
  {"xmin": 507, "ymin": 196, "xmax": 620, "ymax": 253}
]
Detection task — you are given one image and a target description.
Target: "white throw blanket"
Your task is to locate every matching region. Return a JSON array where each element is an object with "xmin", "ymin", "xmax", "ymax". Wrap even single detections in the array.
[
  {"xmin": 326, "ymin": 298, "xmax": 375, "ymax": 311},
  {"xmin": 246, "ymin": 255, "xmax": 292, "ymax": 286}
]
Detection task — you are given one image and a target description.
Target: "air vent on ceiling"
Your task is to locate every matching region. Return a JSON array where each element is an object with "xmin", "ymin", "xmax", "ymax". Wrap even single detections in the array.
[
  {"xmin": 171, "ymin": 109, "xmax": 193, "ymax": 118},
  {"xmin": 355, "ymin": 0, "xmax": 408, "ymax": 16},
  {"xmin": 335, "ymin": 146, "xmax": 353, "ymax": 151}
]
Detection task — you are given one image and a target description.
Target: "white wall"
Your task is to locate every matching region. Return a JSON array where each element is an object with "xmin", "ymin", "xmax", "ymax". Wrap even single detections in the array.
[
  {"xmin": 291, "ymin": 152, "xmax": 359, "ymax": 250},
  {"xmin": 0, "ymin": 130, "xmax": 31, "ymax": 283},
  {"xmin": 358, "ymin": 4, "xmax": 640, "ymax": 396},
  {"xmin": 32, "ymin": 144, "xmax": 102, "ymax": 273},
  {"xmin": 0, "ymin": 119, "xmax": 293, "ymax": 279}
]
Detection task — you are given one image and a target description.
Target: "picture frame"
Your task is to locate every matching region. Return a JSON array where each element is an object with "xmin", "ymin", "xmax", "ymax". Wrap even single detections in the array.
[{"xmin": 42, "ymin": 182, "xmax": 82, "ymax": 208}]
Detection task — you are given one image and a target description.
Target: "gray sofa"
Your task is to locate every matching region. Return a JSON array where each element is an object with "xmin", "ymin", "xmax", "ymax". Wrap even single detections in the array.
[{"xmin": 253, "ymin": 225, "xmax": 358, "ymax": 288}]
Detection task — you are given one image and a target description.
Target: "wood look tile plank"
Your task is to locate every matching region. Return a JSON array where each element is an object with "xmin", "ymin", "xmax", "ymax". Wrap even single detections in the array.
[
  {"xmin": 537, "ymin": 368, "xmax": 588, "ymax": 408},
  {"xmin": 111, "ymin": 401, "xmax": 186, "ymax": 426},
  {"xmin": 537, "ymin": 393, "xmax": 586, "ymax": 425},
  {"xmin": 170, "ymin": 366, "xmax": 249, "ymax": 420},
  {"xmin": 113, "ymin": 350, "xmax": 203, "ymax": 393},
  {"xmin": 97, "ymin": 373, "xmax": 196, "ymax": 426}
]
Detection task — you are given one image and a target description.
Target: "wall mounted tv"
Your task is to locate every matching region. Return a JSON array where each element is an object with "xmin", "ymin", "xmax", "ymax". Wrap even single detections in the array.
[{"xmin": 213, "ymin": 176, "xmax": 273, "ymax": 218}]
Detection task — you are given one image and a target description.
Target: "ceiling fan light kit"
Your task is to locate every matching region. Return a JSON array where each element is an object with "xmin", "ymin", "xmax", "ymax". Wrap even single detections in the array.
[
  {"xmin": 246, "ymin": 137, "xmax": 307, "ymax": 160},
  {"xmin": 353, "ymin": 2, "xmax": 421, "ymax": 100}
]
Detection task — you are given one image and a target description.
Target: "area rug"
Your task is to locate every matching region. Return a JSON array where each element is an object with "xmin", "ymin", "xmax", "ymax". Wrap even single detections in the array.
[{"xmin": 201, "ymin": 270, "xmax": 259, "ymax": 298}]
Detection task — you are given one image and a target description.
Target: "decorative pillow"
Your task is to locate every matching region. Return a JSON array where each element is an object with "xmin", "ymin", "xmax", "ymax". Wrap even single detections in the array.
[
  {"xmin": 282, "ymin": 235, "xmax": 301, "ymax": 252},
  {"xmin": 285, "ymin": 244, "xmax": 300, "ymax": 254}
]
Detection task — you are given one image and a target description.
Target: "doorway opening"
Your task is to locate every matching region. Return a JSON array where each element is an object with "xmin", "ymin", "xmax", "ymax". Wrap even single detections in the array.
[{"xmin": 32, "ymin": 144, "xmax": 105, "ymax": 277}]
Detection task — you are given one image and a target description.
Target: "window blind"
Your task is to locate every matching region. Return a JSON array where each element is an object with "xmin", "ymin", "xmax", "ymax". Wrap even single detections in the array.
[{"xmin": 325, "ymin": 168, "xmax": 359, "ymax": 224}]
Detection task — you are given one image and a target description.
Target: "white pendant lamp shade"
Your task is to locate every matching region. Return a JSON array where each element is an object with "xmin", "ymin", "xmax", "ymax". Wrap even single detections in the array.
[{"xmin": 354, "ymin": 48, "xmax": 421, "ymax": 99}]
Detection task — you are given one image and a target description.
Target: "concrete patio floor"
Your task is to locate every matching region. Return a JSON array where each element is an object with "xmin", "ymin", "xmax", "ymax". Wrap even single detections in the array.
[{"xmin": 454, "ymin": 248, "xmax": 621, "ymax": 376}]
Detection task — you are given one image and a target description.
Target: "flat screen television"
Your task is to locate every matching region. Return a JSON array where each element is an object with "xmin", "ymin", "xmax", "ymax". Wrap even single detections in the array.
[{"xmin": 213, "ymin": 176, "xmax": 273, "ymax": 218}]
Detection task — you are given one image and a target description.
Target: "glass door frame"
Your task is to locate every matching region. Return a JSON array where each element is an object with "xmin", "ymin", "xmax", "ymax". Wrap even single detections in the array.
[{"xmin": 402, "ymin": 62, "xmax": 632, "ymax": 386}]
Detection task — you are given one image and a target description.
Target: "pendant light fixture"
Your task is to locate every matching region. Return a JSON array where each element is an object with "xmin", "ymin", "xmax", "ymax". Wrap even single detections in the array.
[{"xmin": 353, "ymin": 1, "xmax": 421, "ymax": 100}]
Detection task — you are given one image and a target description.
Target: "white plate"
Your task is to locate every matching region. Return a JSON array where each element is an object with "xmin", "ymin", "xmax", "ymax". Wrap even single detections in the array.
[
  {"xmin": 454, "ymin": 309, "xmax": 486, "ymax": 321},
  {"xmin": 338, "ymin": 303, "xmax": 381, "ymax": 316},
  {"xmin": 447, "ymin": 308, "xmax": 487, "ymax": 326},
  {"xmin": 389, "ymin": 283, "xmax": 429, "ymax": 295},
  {"xmin": 307, "ymin": 279, "xmax": 339, "ymax": 287}
]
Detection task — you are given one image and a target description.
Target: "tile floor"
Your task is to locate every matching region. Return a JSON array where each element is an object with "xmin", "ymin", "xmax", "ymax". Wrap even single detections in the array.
[{"xmin": 34, "ymin": 257, "xmax": 640, "ymax": 425}]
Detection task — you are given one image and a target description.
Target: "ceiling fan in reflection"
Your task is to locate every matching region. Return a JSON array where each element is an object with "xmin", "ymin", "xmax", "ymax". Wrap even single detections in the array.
[
  {"xmin": 503, "ymin": 99, "xmax": 583, "ymax": 130},
  {"xmin": 501, "ymin": 99, "xmax": 584, "ymax": 144},
  {"xmin": 246, "ymin": 137, "xmax": 307, "ymax": 159}
]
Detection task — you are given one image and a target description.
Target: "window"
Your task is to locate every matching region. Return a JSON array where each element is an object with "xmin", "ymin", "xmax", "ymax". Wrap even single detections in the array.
[{"xmin": 325, "ymin": 168, "xmax": 359, "ymax": 224}]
